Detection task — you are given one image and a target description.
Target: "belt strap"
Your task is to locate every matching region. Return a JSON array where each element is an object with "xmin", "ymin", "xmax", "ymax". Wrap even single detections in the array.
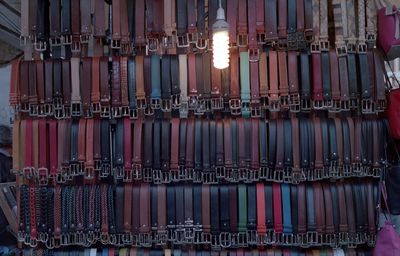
[
  {"xmin": 151, "ymin": 55, "xmax": 162, "ymax": 109},
  {"xmin": 281, "ymin": 184, "xmax": 292, "ymax": 235},
  {"xmin": 179, "ymin": 54, "xmax": 188, "ymax": 117},
  {"xmin": 166, "ymin": 185, "xmax": 175, "ymax": 236},
  {"xmin": 247, "ymin": 184, "xmax": 257, "ymax": 233},
  {"xmin": 238, "ymin": 184, "xmax": 247, "ymax": 234},
  {"xmin": 265, "ymin": 0, "xmax": 278, "ymax": 43},
  {"xmin": 229, "ymin": 185, "xmax": 238, "ymax": 234},
  {"xmin": 186, "ymin": 118, "xmax": 195, "ymax": 171},
  {"xmin": 297, "ymin": 186, "xmax": 306, "ymax": 241},
  {"xmin": 300, "ymin": 53, "xmax": 311, "ymax": 110},
  {"xmin": 344, "ymin": 183, "xmax": 356, "ymax": 244},
  {"xmin": 314, "ymin": 183, "xmax": 326, "ymax": 239},
  {"xmin": 273, "ymin": 183, "xmax": 283, "ymax": 235},
  {"xmin": 337, "ymin": 183, "xmax": 348, "ymax": 240},
  {"xmin": 179, "ymin": 119, "xmax": 187, "ymax": 171},
  {"xmin": 256, "ymin": 183, "xmax": 266, "ymax": 235},
  {"xmin": 268, "ymin": 51, "xmax": 280, "ymax": 111},
  {"xmin": 265, "ymin": 184, "xmax": 274, "ymax": 234},
  {"xmin": 202, "ymin": 185, "xmax": 211, "ymax": 239},
  {"xmin": 153, "ymin": 119, "xmax": 161, "ymax": 172},
  {"xmin": 240, "ymin": 52, "xmax": 251, "ymax": 116},
  {"xmin": 202, "ymin": 120, "xmax": 210, "ymax": 173},
  {"xmin": 194, "ymin": 118, "xmax": 203, "ymax": 172}
]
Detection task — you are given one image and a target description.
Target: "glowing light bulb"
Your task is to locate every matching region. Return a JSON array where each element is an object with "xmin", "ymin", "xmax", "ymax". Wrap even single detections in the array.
[{"xmin": 212, "ymin": 4, "xmax": 229, "ymax": 69}]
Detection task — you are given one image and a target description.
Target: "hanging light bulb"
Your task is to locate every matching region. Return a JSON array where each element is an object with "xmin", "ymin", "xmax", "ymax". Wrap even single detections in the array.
[{"xmin": 212, "ymin": 0, "xmax": 229, "ymax": 69}]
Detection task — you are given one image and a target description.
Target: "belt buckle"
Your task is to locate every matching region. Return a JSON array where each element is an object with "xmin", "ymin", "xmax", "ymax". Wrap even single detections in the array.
[
  {"xmin": 238, "ymin": 168, "xmax": 248, "ymax": 181},
  {"xmin": 247, "ymin": 230, "xmax": 258, "ymax": 245},
  {"xmin": 306, "ymin": 231, "xmax": 318, "ymax": 245},
  {"xmin": 144, "ymin": 105, "xmax": 154, "ymax": 116},
  {"xmin": 348, "ymin": 233, "xmax": 357, "ymax": 248},
  {"xmin": 123, "ymin": 232, "xmax": 133, "ymax": 245},
  {"xmin": 310, "ymin": 42, "xmax": 320, "ymax": 53},
  {"xmin": 174, "ymin": 227, "xmax": 185, "ymax": 244},
  {"xmin": 376, "ymin": 99, "xmax": 387, "ymax": 113},
  {"xmin": 257, "ymin": 32, "xmax": 266, "ymax": 44},
  {"xmin": 188, "ymin": 95, "xmax": 198, "ymax": 110},
  {"xmin": 229, "ymin": 98, "xmax": 242, "ymax": 115},
  {"xmin": 139, "ymin": 233, "xmax": 151, "ymax": 247},
  {"xmin": 54, "ymin": 106, "xmax": 64, "ymax": 120},
  {"xmin": 259, "ymin": 166, "xmax": 269, "ymax": 179},
  {"xmin": 336, "ymin": 43, "xmax": 348, "ymax": 57},
  {"xmin": 143, "ymin": 168, "xmax": 153, "ymax": 182},
  {"xmin": 300, "ymin": 98, "xmax": 311, "ymax": 111},
  {"xmin": 86, "ymin": 231, "xmax": 95, "ymax": 244},
  {"xmin": 187, "ymin": 32, "xmax": 198, "ymax": 44},
  {"xmin": 100, "ymin": 163, "xmax": 111, "ymax": 178},
  {"xmin": 373, "ymin": 166, "xmax": 383, "ymax": 178},
  {"xmin": 179, "ymin": 101, "xmax": 189, "ymax": 118},
  {"xmin": 237, "ymin": 34, "xmax": 249, "ymax": 48},
  {"xmin": 213, "ymin": 166, "xmax": 224, "ymax": 180},
  {"xmin": 241, "ymin": 101, "xmax": 251, "ymax": 116},
  {"xmin": 121, "ymin": 106, "xmax": 130, "ymax": 117},
  {"xmin": 172, "ymin": 94, "xmax": 181, "ymax": 109},
  {"xmin": 368, "ymin": 234, "xmax": 376, "ymax": 247},
  {"xmin": 151, "ymin": 98, "xmax": 161, "ymax": 109},
  {"xmin": 329, "ymin": 99, "xmax": 341, "ymax": 112},
  {"xmin": 193, "ymin": 228, "xmax": 202, "ymax": 244},
  {"xmin": 112, "ymin": 106, "xmax": 121, "ymax": 118},
  {"xmin": 268, "ymin": 99, "xmax": 280, "ymax": 112},
  {"xmin": 297, "ymin": 233, "xmax": 307, "ymax": 247},
  {"xmin": 202, "ymin": 171, "xmax": 218, "ymax": 184},
  {"xmin": 304, "ymin": 29, "xmax": 314, "ymax": 43},
  {"xmin": 29, "ymin": 104, "xmax": 39, "ymax": 116},
  {"xmin": 341, "ymin": 99, "xmax": 350, "ymax": 111},
  {"xmin": 251, "ymin": 105, "xmax": 261, "ymax": 118},
  {"xmin": 123, "ymin": 168, "xmax": 133, "ymax": 182},
  {"xmin": 211, "ymin": 234, "xmax": 220, "ymax": 250},
  {"xmin": 358, "ymin": 42, "xmax": 367, "ymax": 54},
  {"xmin": 147, "ymin": 37, "xmax": 159, "ymax": 52},
  {"xmin": 71, "ymin": 39, "xmax": 81, "ymax": 52},
  {"xmin": 162, "ymin": 34, "xmax": 176, "ymax": 49},
  {"xmin": 211, "ymin": 97, "xmax": 224, "ymax": 110},
  {"xmin": 100, "ymin": 232, "xmax": 110, "ymax": 244},
  {"xmin": 339, "ymin": 232, "xmax": 349, "ymax": 245},
  {"xmin": 247, "ymin": 169, "xmax": 259, "ymax": 182},
  {"xmin": 44, "ymin": 103, "xmax": 54, "ymax": 116},
  {"xmin": 38, "ymin": 232, "xmax": 48, "ymax": 243},
  {"xmin": 111, "ymin": 38, "xmax": 121, "ymax": 49},
  {"xmin": 170, "ymin": 170, "xmax": 179, "ymax": 181},
  {"xmin": 260, "ymin": 96, "xmax": 268, "ymax": 108},
  {"xmin": 289, "ymin": 93, "xmax": 301, "ymax": 112},
  {"xmin": 38, "ymin": 167, "xmax": 49, "ymax": 186},
  {"xmin": 156, "ymin": 230, "xmax": 168, "ymax": 245},
  {"xmin": 161, "ymin": 98, "xmax": 172, "ymax": 112},
  {"xmin": 273, "ymin": 169, "xmax": 284, "ymax": 183},
  {"xmin": 20, "ymin": 35, "xmax": 28, "ymax": 46},
  {"xmin": 248, "ymin": 48, "xmax": 260, "ymax": 62},
  {"xmin": 342, "ymin": 164, "xmax": 351, "ymax": 177},
  {"xmin": 71, "ymin": 102, "xmax": 82, "ymax": 116},
  {"xmin": 319, "ymin": 39, "xmax": 329, "ymax": 52},
  {"xmin": 18, "ymin": 231, "xmax": 25, "ymax": 242},
  {"xmin": 195, "ymin": 98, "xmax": 206, "ymax": 114},
  {"xmin": 34, "ymin": 40, "xmax": 47, "ymax": 52},
  {"xmin": 184, "ymin": 168, "xmax": 194, "ymax": 181},
  {"xmin": 226, "ymin": 168, "xmax": 239, "ymax": 183},
  {"xmin": 136, "ymin": 98, "xmax": 147, "ymax": 109},
  {"xmin": 61, "ymin": 34, "xmax": 72, "ymax": 45},
  {"xmin": 63, "ymin": 105, "xmax": 71, "ymax": 118},
  {"xmin": 350, "ymin": 97, "xmax": 360, "ymax": 109},
  {"xmin": 196, "ymin": 36, "xmax": 208, "ymax": 50},
  {"xmin": 129, "ymin": 108, "xmax": 138, "ymax": 119},
  {"xmin": 80, "ymin": 34, "xmax": 91, "ymax": 44},
  {"xmin": 237, "ymin": 232, "xmax": 247, "ymax": 247},
  {"xmin": 282, "ymin": 233, "xmax": 294, "ymax": 246},
  {"xmin": 361, "ymin": 99, "xmax": 374, "ymax": 114},
  {"xmin": 193, "ymin": 169, "xmax": 202, "ymax": 183},
  {"xmin": 177, "ymin": 34, "xmax": 190, "ymax": 48},
  {"xmin": 278, "ymin": 38, "xmax": 288, "ymax": 50},
  {"xmin": 184, "ymin": 225, "xmax": 194, "ymax": 241},
  {"xmin": 46, "ymin": 237, "xmax": 55, "ymax": 249},
  {"xmin": 20, "ymin": 102, "xmax": 30, "ymax": 112},
  {"xmin": 23, "ymin": 166, "xmax": 35, "ymax": 180},
  {"xmin": 50, "ymin": 36, "xmax": 62, "ymax": 47},
  {"xmin": 152, "ymin": 169, "xmax": 163, "ymax": 184},
  {"xmin": 313, "ymin": 99, "xmax": 324, "ymax": 109},
  {"xmin": 132, "ymin": 164, "xmax": 142, "ymax": 180},
  {"xmin": 74, "ymin": 231, "xmax": 85, "ymax": 245},
  {"xmin": 325, "ymin": 233, "xmax": 337, "ymax": 247},
  {"xmin": 60, "ymin": 233, "xmax": 70, "ymax": 246},
  {"xmin": 121, "ymin": 41, "xmax": 133, "ymax": 55},
  {"xmin": 167, "ymin": 227, "xmax": 176, "ymax": 242},
  {"xmin": 287, "ymin": 32, "xmax": 298, "ymax": 50},
  {"xmin": 201, "ymin": 232, "xmax": 211, "ymax": 244}
]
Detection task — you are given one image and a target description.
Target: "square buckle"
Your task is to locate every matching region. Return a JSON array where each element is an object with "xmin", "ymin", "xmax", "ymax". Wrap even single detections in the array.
[
  {"xmin": 251, "ymin": 105, "xmax": 261, "ymax": 117},
  {"xmin": 147, "ymin": 37, "xmax": 159, "ymax": 52},
  {"xmin": 306, "ymin": 231, "xmax": 318, "ymax": 245},
  {"xmin": 329, "ymin": 99, "xmax": 341, "ymax": 113},
  {"xmin": 238, "ymin": 168, "xmax": 249, "ymax": 181},
  {"xmin": 248, "ymin": 48, "xmax": 260, "ymax": 62},
  {"xmin": 282, "ymin": 233, "xmax": 294, "ymax": 245},
  {"xmin": 237, "ymin": 34, "xmax": 249, "ymax": 47},
  {"xmin": 71, "ymin": 39, "xmax": 81, "ymax": 52},
  {"xmin": 156, "ymin": 230, "xmax": 168, "ymax": 245},
  {"xmin": 362, "ymin": 99, "xmax": 374, "ymax": 114},
  {"xmin": 188, "ymin": 95, "xmax": 198, "ymax": 110},
  {"xmin": 202, "ymin": 171, "xmax": 218, "ymax": 184},
  {"xmin": 319, "ymin": 39, "xmax": 329, "ymax": 52},
  {"xmin": 187, "ymin": 32, "xmax": 198, "ymax": 44},
  {"xmin": 50, "ymin": 37, "xmax": 62, "ymax": 46},
  {"xmin": 211, "ymin": 97, "xmax": 224, "ymax": 110},
  {"xmin": 143, "ymin": 168, "xmax": 153, "ymax": 182},
  {"xmin": 287, "ymin": 32, "xmax": 298, "ymax": 50},
  {"xmin": 335, "ymin": 44, "xmax": 348, "ymax": 57},
  {"xmin": 269, "ymin": 99, "xmax": 281, "ymax": 112},
  {"xmin": 100, "ymin": 105, "xmax": 110, "ymax": 118},
  {"xmin": 273, "ymin": 169, "xmax": 284, "ymax": 183},
  {"xmin": 139, "ymin": 233, "xmax": 152, "ymax": 247},
  {"xmin": 84, "ymin": 166, "xmax": 95, "ymax": 180},
  {"xmin": 257, "ymin": 32, "xmax": 266, "ymax": 44},
  {"xmin": 174, "ymin": 228, "xmax": 185, "ymax": 244},
  {"xmin": 121, "ymin": 42, "xmax": 133, "ymax": 55},
  {"xmin": 123, "ymin": 168, "xmax": 133, "ymax": 182},
  {"xmin": 62, "ymin": 34, "xmax": 72, "ymax": 45},
  {"xmin": 280, "ymin": 95, "xmax": 289, "ymax": 109},
  {"xmin": 144, "ymin": 105, "xmax": 154, "ymax": 116},
  {"xmin": 136, "ymin": 98, "xmax": 147, "ymax": 109},
  {"xmin": 304, "ymin": 29, "xmax": 314, "ymax": 43},
  {"xmin": 201, "ymin": 232, "xmax": 211, "ymax": 244},
  {"xmin": 278, "ymin": 38, "xmax": 288, "ymax": 50},
  {"xmin": 177, "ymin": 34, "xmax": 190, "ymax": 48},
  {"xmin": 341, "ymin": 99, "xmax": 350, "ymax": 111},
  {"xmin": 179, "ymin": 101, "xmax": 189, "ymax": 118},
  {"xmin": 111, "ymin": 38, "xmax": 121, "ymax": 49},
  {"xmin": 23, "ymin": 166, "xmax": 35, "ymax": 180},
  {"xmin": 29, "ymin": 104, "xmax": 39, "ymax": 116},
  {"xmin": 357, "ymin": 42, "xmax": 367, "ymax": 54},
  {"xmin": 310, "ymin": 42, "xmax": 320, "ymax": 53},
  {"xmin": 229, "ymin": 99, "xmax": 242, "ymax": 115},
  {"xmin": 215, "ymin": 166, "xmax": 226, "ymax": 179},
  {"xmin": 112, "ymin": 106, "xmax": 122, "ymax": 118},
  {"xmin": 129, "ymin": 108, "xmax": 138, "ymax": 119},
  {"xmin": 100, "ymin": 163, "xmax": 111, "ymax": 178},
  {"xmin": 44, "ymin": 103, "xmax": 54, "ymax": 116},
  {"xmin": 121, "ymin": 106, "xmax": 130, "ymax": 117},
  {"xmin": 237, "ymin": 232, "xmax": 248, "ymax": 247},
  {"xmin": 247, "ymin": 230, "xmax": 258, "ymax": 245},
  {"xmin": 376, "ymin": 99, "xmax": 387, "ymax": 113},
  {"xmin": 71, "ymin": 102, "xmax": 82, "ymax": 116},
  {"xmin": 289, "ymin": 93, "xmax": 301, "ymax": 112},
  {"xmin": 193, "ymin": 228, "xmax": 202, "ymax": 244},
  {"xmin": 132, "ymin": 164, "xmax": 142, "ymax": 180},
  {"xmin": 38, "ymin": 167, "xmax": 49, "ymax": 186}
]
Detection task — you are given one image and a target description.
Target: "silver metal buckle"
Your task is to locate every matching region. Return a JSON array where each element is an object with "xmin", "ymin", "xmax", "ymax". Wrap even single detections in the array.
[
  {"xmin": 132, "ymin": 164, "xmax": 142, "ymax": 180},
  {"xmin": 306, "ymin": 231, "xmax": 318, "ymax": 245},
  {"xmin": 289, "ymin": 93, "xmax": 301, "ymax": 112},
  {"xmin": 156, "ymin": 230, "xmax": 168, "ymax": 245},
  {"xmin": 100, "ymin": 163, "xmax": 111, "ymax": 178},
  {"xmin": 147, "ymin": 37, "xmax": 159, "ymax": 52},
  {"xmin": 71, "ymin": 102, "xmax": 82, "ymax": 116},
  {"xmin": 341, "ymin": 99, "xmax": 350, "ymax": 111},
  {"xmin": 329, "ymin": 99, "xmax": 341, "ymax": 112},
  {"xmin": 201, "ymin": 232, "xmax": 211, "ymax": 244},
  {"xmin": 287, "ymin": 32, "xmax": 298, "ymax": 50},
  {"xmin": 174, "ymin": 227, "xmax": 185, "ymax": 244},
  {"xmin": 112, "ymin": 106, "xmax": 121, "ymax": 118},
  {"xmin": 172, "ymin": 94, "xmax": 181, "ymax": 109},
  {"xmin": 100, "ymin": 232, "xmax": 110, "ymax": 244},
  {"xmin": 187, "ymin": 32, "xmax": 198, "ymax": 44},
  {"xmin": 121, "ymin": 106, "xmax": 130, "ymax": 117},
  {"xmin": 143, "ymin": 168, "xmax": 153, "ymax": 182},
  {"xmin": 179, "ymin": 101, "xmax": 189, "ymax": 118},
  {"xmin": 362, "ymin": 99, "xmax": 374, "ymax": 114},
  {"xmin": 282, "ymin": 233, "xmax": 294, "ymax": 245},
  {"xmin": 34, "ymin": 40, "xmax": 47, "ymax": 52},
  {"xmin": 211, "ymin": 97, "xmax": 224, "ymax": 110},
  {"xmin": 121, "ymin": 42, "xmax": 133, "ymax": 55},
  {"xmin": 193, "ymin": 228, "xmax": 202, "ymax": 244},
  {"xmin": 338, "ymin": 232, "xmax": 349, "ymax": 245},
  {"xmin": 278, "ymin": 38, "xmax": 288, "ymax": 50},
  {"xmin": 111, "ymin": 38, "xmax": 121, "ymax": 49},
  {"xmin": 139, "ymin": 233, "xmax": 152, "ymax": 247},
  {"xmin": 38, "ymin": 167, "xmax": 49, "ymax": 185},
  {"xmin": 241, "ymin": 101, "xmax": 251, "ymax": 116},
  {"xmin": 144, "ymin": 105, "xmax": 154, "ymax": 116},
  {"xmin": 152, "ymin": 169, "xmax": 163, "ymax": 184},
  {"xmin": 129, "ymin": 108, "xmax": 138, "ymax": 119},
  {"xmin": 273, "ymin": 169, "xmax": 284, "ymax": 183},
  {"xmin": 249, "ymin": 48, "xmax": 260, "ymax": 62},
  {"xmin": 219, "ymin": 232, "xmax": 231, "ymax": 248},
  {"xmin": 71, "ymin": 39, "xmax": 81, "ymax": 52},
  {"xmin": 226, "ymin": 168, "xmax": 239, "ymax": 183},
  {"xmin": 376, "ymin": 99, "xmax": 387, "ymax": 113},
  {"xmin": 23, "ymin": 167, "xmax": 35, "ymax": 180},
  {"xmin": 247, "ymin": 230, "xmax": 258, "ymax": 245},
  {"xmin": 136, "ymin": 98, "xmax": 147, "ymax": 109},
  {"xmin": 251, "ymin": 105, "xmax": 261, "ymax": 118},
  {"xmin": 29, "ymin": 104, "xmax": 39, "ymax": 116},
  {"xmin": 237, "ymin": 232, "xmax": 248, "ymax": 247},
  {"xmin": 269, "ymin": 99, "xmax": 280, "ymax": 112},
  {"xmin": 320, "ymin": 39, "xmax": 329, "ymax": 52},
  {"xmin": 336, "ymin": 44, "xmax": 348, "ymax": 57},
  {"xmin": 257, "ymin": 32, "xmax": 266, "ymax": 44},
  {"xmin": 61, "ymin": 34, "xmax": 72, "ymax": 45},
  {"xmin": 229, "ymin": 99, "xmax": 242, "ymax": 115},
  {"xmin": 151, "ymin": 97, "xmax": 161, "ymax": 109},
  {"xmin": 80, "ymin": 34, "xmax": 91, "ymax": 44},
  {"xmin": 202, "ymin": 171, "xmax": 218, "ymax": 184},
  {"xmin": 177, "ymin": 34, "xmax": 190, "ymax": 48},
  {"xmin": 304, "ymin": 29, "xmax": 314, "ymax": 43},
  {"xmin": 161, "ymin": 98, "xmax": 172, "ymax": 112},
  {"xmin": 310, "ymin": 42, "xmax": 320, "ymax": 53},
  {"xmin": 313, "ymin": 99, "xmax": 324, "ymax": 109},
  {"xmin": 123, "ymin": 168, "xmax": 133, "ymax": 182},
  {"xmin": 196, "ymin": 37, "xmax": 208, "ymax": 50}
]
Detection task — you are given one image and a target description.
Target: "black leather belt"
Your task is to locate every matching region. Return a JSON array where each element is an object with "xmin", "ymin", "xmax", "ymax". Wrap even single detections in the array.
[
  {"xmin": 143, "ymin": 120, "xmax": 153, "ymax": 181},
  {"xmin": 161, "ymin": 56, "xmax": 172, "ymax": 112}
]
